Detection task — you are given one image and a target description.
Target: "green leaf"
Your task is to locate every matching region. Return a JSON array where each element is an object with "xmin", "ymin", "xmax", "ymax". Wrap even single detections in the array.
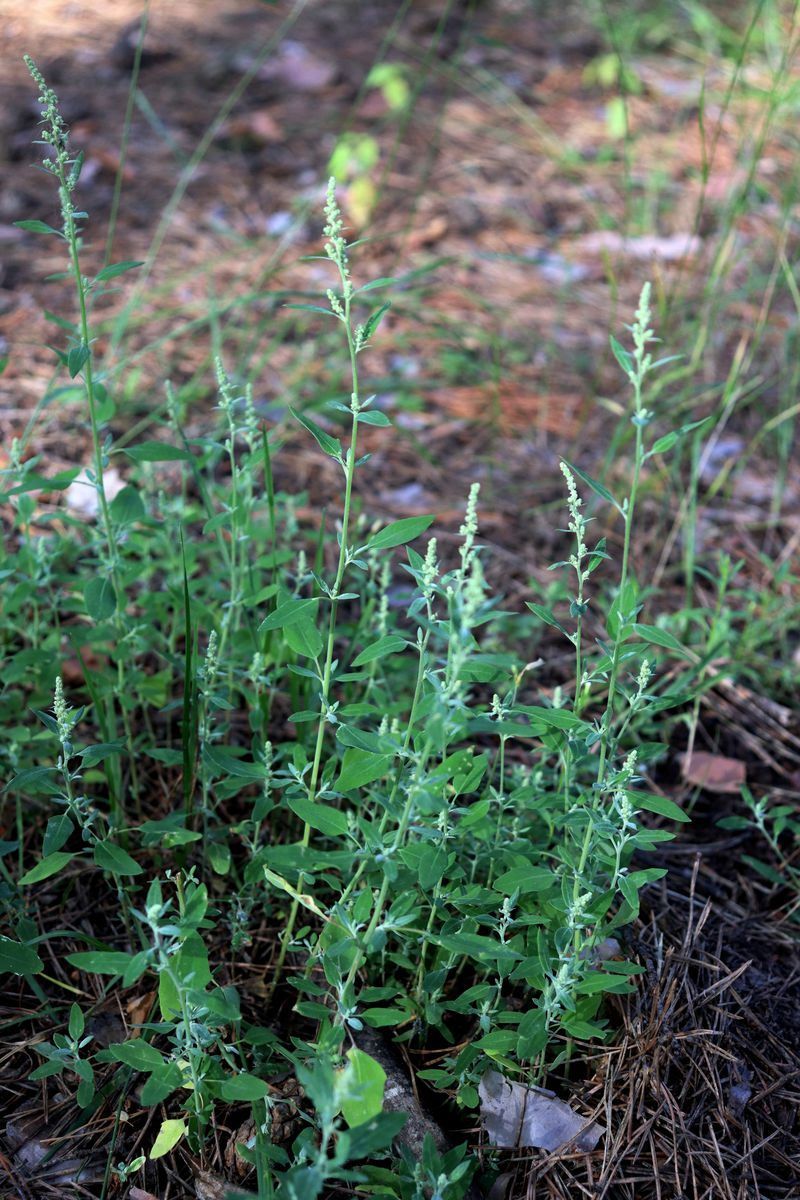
[
  {"xmin": 203, "ymin": 744, "xmax": 268, "ymax": 780},
  {"xmin": 517, "ymin": 1009, "xmax": 548, "ymax": 1059},
  {"xmin": 575, "ymin": 972, "xmax": 637, "ymax": 995},
  {"xmin": 149, "ymin": 1118, "xmax": 186, "ymax": 1160},
  {"xmin": 562, "ymin": 458, "xmax": 623, "ymax": 514},
  {"xmin": 492, "ymin": 866, "xmax": 555, "ymax": 895},
  {"xmin": 202, "ymin": 509, "xmax": 233, "ymax": 535},
  {"xmin": 207, "ymin": 841, "xmax": 232, "ymax": 875},
  {"xmin": 19, "ymin": 852, "xmax": 75, "ymax": 885},
  {"xmin": 627, "ymin": 789, "xmax": 690, "ymax": 823},
  {"xmin": 360, "ymin": 302, "xmax": 391, "ymax": 344},
  {"xmin": 93, "ymin": 840, "xmax": 143, "ymax": 876},
  {"xmin": 67, "ymin": 342, "xmax": 90, "ymax": 378},
  {"xmin": 433, "ymin": 931, "xmax": 521, "ymax": 963},
  {"xmin": 475, "ymin": 1029, "xmax": 516, "ymax": 1053},
  {"xmin": 67, "ymin": 950, "xmax": 136, "ymax": 975},
  {"xmin": 340, "ymin": 1048, "xmax": 386, "ymax": 1127},
  {"xmin": 609, "ymin": 334, "xmax": 633, "ymax": 376},
  {"xmin": 356, "ymin": 409, "xmax": 392, "ymax": 426},
  {"xmin": 648, "ymin": 431, "xmax": 679, "ymax": 457},
  {"xmin": 561, "ymin": 1015, "xmax": 607, "ymax": 1039},
  {"xmin": 336, "ymin": 748, "xmax": 391, "ymax": 792},
  {"xmin": 220, "ymin": 1073, "xmax": 270, "ymax": 1101},
  {"xmin": 84, "ymin": 576, "xmax": 117, "ymax": 622},
  {"xmin": 140, "ymin": 1063, "xmax": 183, "ymax": 1106},
  {"xmin": 4, "ymin": 766, "xmax": 60, "ymax": 795},
  {"xmin": 187, "ymin": 984, "xmax": 240, "ymax": 1021},
  {"xmin": 15, "ymin": 219, "xmax": 63, "ymax": 236},
  {"xmin": 607, "ymin": 578, "xmax": 640, "ymax": 639},
  {"xmin": 287, "ymin": 796, "xmax": 349, "ymax": 837},
  {"xmin": 418, "ymin": 845, "xmax": 448, "ymax": 891},
  {"xmin": 290, "ymin": 408, "xmax": 342, "ymax": 459},
  {"xmin": 258, "ymin": 596, "xmax": 319, "ymax": 633},
  {"xmin": 159, "ymin": 932, "xmax": 211, "ymax": 1019},
  {"xmin": 284, "ymin": 303, "xmax": 339, "ymax": 317},
  {"xmin": 633, "ymin": 623, "xmax": 691, "ymax": 658},
  {"xmin": 362, "ymin": 1007, "xmax": 408, "ymax": 1027},
  {"xmin": 123, "ymin": 950, "xmax": 151, "ymax": 987},
  {"xmin": 517, "ymin": 705, "xmax": 591, "ymax": 733},
  {"xmin": 336, "ymin": 726, "xmax": 389, "ymax": 754},
  {"xmin": 4, "ymin": 466, "xmax": 80, "ymax": 498},
  {"xmin": 43, "ymin": 813, "xmax": 73, "ymax": 857},
  {"xmin": 352, "ymin": 635, "xmax": 407, "ymax": 667},
  {"xmin": 646, "ymin": 418, "xmax": 709, "ymax": 460},
  {"xmin": 342, "ymin": 1112, "xmax": 408, "ymax": 1161},
  {"xmin": 356, "ymin": 276, "xmax": 397, "ymax": 293},
  {"xmin": 79, "ymin": 741, "xmax": 125, "ymax": 768},
  {"xmin": 366, "ymin": 515, "xmax": 435, "ymax": 552},
  {"xmin": 30, "ymin": 1060, "xmax": 65, "ymax": 1080},
  {"xmin": 285, "ymin": 616, "xmax": 324, "ymax": 659},
  {"xmin": 123, "ymin": 440, "xmax": 192, "ymax": 462},
  {"xmin": 68, "ymin": 1003, "xmax": 84, "ymax": 1041},
  {"xmin": 95, "ymin": 260, "xmax": 144, "ymax": 282},
  {"xmin": 0, "ymin": 937, "xmax": 43, "ymax": 977},
  {"xmin": 110, "ymin": 484, "xmax": 145, "ymax": 525},
  {"xmin": 109, "ymin": 1039, "xmax": 165, "ymax": 1072},
  {"xmin": 526, "ymin": 602, "xmax": 572, "ymax": 640}
]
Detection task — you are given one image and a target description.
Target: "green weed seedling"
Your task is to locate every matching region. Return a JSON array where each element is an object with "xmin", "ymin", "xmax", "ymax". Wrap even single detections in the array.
[{"xmin": 2, "ymin": 58, "xmax": 701, "ymax": 1194}]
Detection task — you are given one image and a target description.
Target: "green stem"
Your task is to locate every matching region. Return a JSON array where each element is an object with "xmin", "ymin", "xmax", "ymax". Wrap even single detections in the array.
[
  {"xmin": 271, "ymin": 276, "xmax": 360, "ymax": 993},
  {"xmin": 60, "ymin": 176, "xmax": 139, "ymax": 811},
  {"xmin": 322, "ymin": 626, "xmax": 430, "ymax": 919},
  {"xmin": 596, "ymin": 418, "xmax": 643, "ymax": 786},
  {"xmin": 338, "ymin": 736, "xmax": 435, "ymax": 1011}
]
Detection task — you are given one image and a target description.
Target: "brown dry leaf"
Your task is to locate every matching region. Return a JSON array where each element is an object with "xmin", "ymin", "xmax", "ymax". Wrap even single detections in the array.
[
  {"xmin": 194, "ymin": 1168, "xmax": 256, "ymax": 1200},
  {"xmin": 126, "ymin": 990, "xmax": 157, "ymax": 1028},
  {"xmin": 407, "ymin": 214, "xmax": 449, "ymax": 250},
  {"xmin": 681, "ymin": 751, "xmax": 746, "ymax": 793},
  {"xmin": 223, "ymin": 110, "xmax": 283, "ymax": 145},
  {"xmin": 130, "ymin": 1189, "xmax": 160, "ymax": 1200},
  {"xmin": 479, "ymin": 1069, "xmax": 605, "ymax": 1152},
  {"xmin": 84, "ymin": 150, "xmax": 135, "ymax": 182},
  {"xmin": 224, "ymin": 1118, "xmax": 256, "ymax": 1178},
  {"xmin": 61, "ymin": 646, "xmax": 108, "ymax": 687}
]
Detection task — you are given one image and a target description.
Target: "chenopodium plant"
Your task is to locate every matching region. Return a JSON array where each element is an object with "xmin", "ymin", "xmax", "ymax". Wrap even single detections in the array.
[
  {"xmin": 68, "ymin": 869, "xmax": 282, "ymax": 1164},
  {"xmin": 14, "ymin": 58, "xmax": 159, "ymax": 819},
  {"xmin": 267, "ymin": 268, "xmax": 698, "ymax": 1120}
]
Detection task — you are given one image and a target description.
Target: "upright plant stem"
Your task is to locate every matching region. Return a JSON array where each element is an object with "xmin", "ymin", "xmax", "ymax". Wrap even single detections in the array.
[
  {"xmin": 596, "ymin": 422, "xmax": 642, "ymax": 786},
  {"xmin": 54, "ymin": 124, "xmax": 140, "ymax": 812},
  {"xmin": 272, "ymin": 233, "xmax": 361, "ymax": 992}
]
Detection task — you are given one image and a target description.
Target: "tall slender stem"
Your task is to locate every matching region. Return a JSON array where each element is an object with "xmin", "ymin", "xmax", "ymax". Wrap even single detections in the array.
[
  {"xmin": 271, "ymin": 183, "xmax": 362, "ymax": 991},
  {"xmin": 596, "ymin": 411, "xmax": 643, "ymax": 786},
  {"xmin": 25, "ymin": 57, "xmax": 139, "ymax": 811}
]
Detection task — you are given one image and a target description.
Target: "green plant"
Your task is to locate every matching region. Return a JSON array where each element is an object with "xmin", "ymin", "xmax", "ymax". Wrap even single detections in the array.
[
  {"xmin": 719, "ymin": 787, "xmax": 800, "ymax": 927},
  {"xmin": 3, "ymin": 61, "xmax": 706, "ymax": 1195}
]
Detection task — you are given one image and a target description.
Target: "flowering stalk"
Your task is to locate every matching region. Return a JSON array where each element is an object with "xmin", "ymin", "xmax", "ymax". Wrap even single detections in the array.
[
  {"xmin": 273, "ymin": 181, "xmax": 365, "ymax": 987},
  {"xmin": 24, "ymin": 57, "xmax": 138, "ymax": 809},
  {"xmin": 596, "ymin": 284, "xmax": 657, "ymax": 783}
]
